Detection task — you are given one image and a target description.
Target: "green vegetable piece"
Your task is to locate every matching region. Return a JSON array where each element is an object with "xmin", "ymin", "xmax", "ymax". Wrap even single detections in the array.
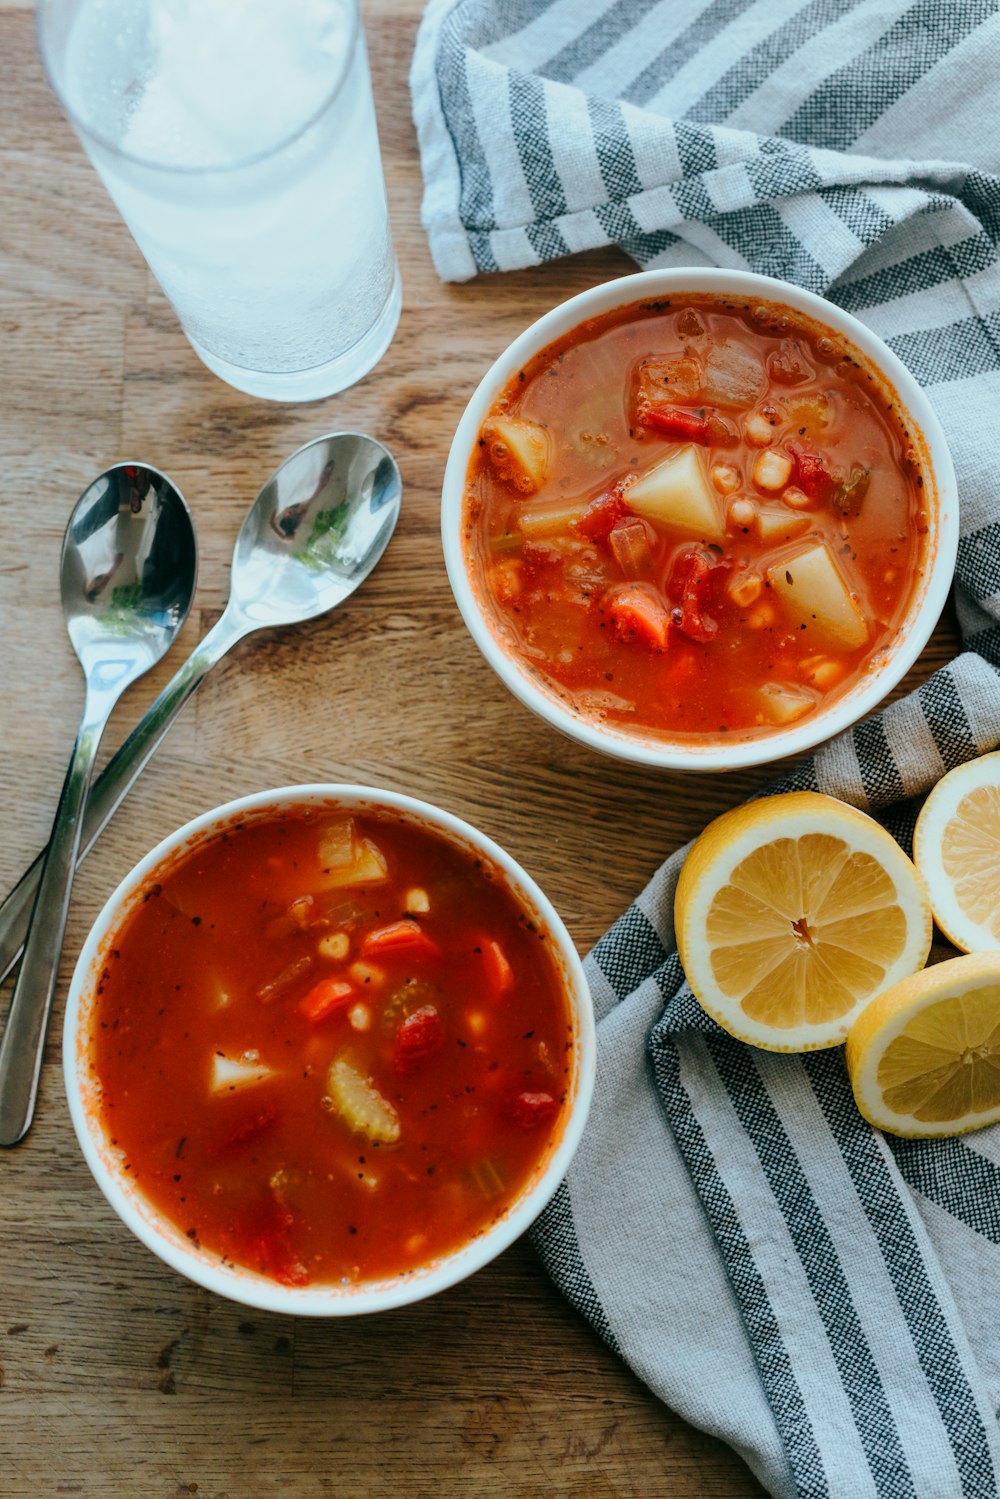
[
  {"xmin": 831, "ymin": 465, "xmax": 871, "ymax": 514},
  {"xmin": 327, "ymin": 1058, "xmax": 401, "ymax": 1146}
]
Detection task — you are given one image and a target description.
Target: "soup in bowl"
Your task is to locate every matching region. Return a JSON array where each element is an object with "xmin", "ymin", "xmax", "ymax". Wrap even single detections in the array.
[
  {"xmin": 443, "ymin": 269, "xmax": 958, "ymax": 770},
  {"xmin": 64, "ymin": 785, "xmax": 594, "ymax": 1314}
]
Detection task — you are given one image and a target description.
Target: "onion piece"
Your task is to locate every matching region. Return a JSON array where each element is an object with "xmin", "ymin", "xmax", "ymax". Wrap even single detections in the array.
[{"xmin": 608, "ymin": 515, "xmax": 655, "ymax": 577}]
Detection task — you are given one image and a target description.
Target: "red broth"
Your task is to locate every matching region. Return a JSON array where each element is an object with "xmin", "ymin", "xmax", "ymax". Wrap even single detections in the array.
[
  {"xmin": 87, "ymin": 808, "xmax": 573, "ymax": 1288},
  {"xmin": 463, "ymin": 295, "xmax": 930, "ymax": 741}
]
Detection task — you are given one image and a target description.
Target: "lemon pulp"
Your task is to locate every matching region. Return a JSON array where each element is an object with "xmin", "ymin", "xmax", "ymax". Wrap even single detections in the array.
[{"xmin": 706, "ymin": 833, "xmax": 908, "ymax": 1027}]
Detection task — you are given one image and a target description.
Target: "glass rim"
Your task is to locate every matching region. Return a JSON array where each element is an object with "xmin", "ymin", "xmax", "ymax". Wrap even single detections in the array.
[{"xmin": 36, "ymin": 0, "xmax": 360, "ymax": 177}]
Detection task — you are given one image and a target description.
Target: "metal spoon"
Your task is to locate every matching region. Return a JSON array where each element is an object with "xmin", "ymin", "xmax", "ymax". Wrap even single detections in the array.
[
  {"xmin": 0, "ymin": 431, "xmax": 402, "ymax": 992},
  {"xmin": 0, "ymin": 463, "xmax": 197, "ymax": 1145}
]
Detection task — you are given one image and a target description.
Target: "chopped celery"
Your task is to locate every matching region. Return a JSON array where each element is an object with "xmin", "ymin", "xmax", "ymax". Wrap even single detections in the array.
[
  {"xmin": 318, "ymin": 818, "xmax": 355, "ymax": 869},
  {"xmin": 467, "ymin": 1158, "xmax": 506, "ymax": 1197},
  {"xmin": 327, "ymin": 1058, "xmax": 401, "ymax": 1146},
  {"xmin": 256, "ymin": 955, "xmax": 313, "ymax": 1003}
]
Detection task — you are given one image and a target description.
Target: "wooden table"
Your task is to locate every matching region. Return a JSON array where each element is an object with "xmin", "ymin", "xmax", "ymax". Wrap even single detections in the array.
[{"xmin": 0, "ymin": 4, "xmax": 959, "ymax": 1495}]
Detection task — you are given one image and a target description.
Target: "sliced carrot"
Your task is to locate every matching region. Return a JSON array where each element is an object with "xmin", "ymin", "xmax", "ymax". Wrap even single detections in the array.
[
  {"xmin": 299, "ymin": 977, "xmax": 355, "ymax": 1023},
  {"xmin": 360, "ymin": 919, "xmax": 441, "ymax": 961},
  {"xmin": 604, "ymin": 583, "xmax": 671, "ymax": 650},
  {"xmin": 480, "ymin": 937, "xmax": 514, "ymax": 997}
]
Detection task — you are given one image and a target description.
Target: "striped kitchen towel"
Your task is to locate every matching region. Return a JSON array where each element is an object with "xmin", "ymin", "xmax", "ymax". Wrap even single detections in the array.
[{"xmin": 411, "ymin": 3, "xmax": 1000, "ymax": 1497}]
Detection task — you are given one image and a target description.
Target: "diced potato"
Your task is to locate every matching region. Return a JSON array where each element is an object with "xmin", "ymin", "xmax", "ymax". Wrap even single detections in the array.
[
  {"xmin": 757, "ymin": 682, "xmax": 819, "ymax": 725},
  {"xmin": 516, "ymin": 497, "xmax": 587, "ymax": 539},
  {"xmin": 767, "ymin": 543, "xmax": 868, "ymax": 650},
  {"xmin": 624, "ymin": 445, "xmax": 723, "ymax": 541},
  {"xmin": 319, "ymin": 836, "xmax": 389, "ymax": 889},
  {"xmin": 755, "ymin": 507, "xmax": 810, "ymax": 544},
  {"xmin": 327, "ymin": 1058, "xmax": 401, "ymax": 1145},
  {"xmin": 210, "ymin": 1052, "xmax": 273, "ymax": 1094},
  {"xmin": 404, "ymin": 887, "xmax": 430, "ymax": 914},
  {"xmin": 483, "ymin": 415, "xmax": 550, "ymax": 493}
]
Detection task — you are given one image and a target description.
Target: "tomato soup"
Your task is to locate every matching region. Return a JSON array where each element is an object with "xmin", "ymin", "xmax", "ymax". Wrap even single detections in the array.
[
  {"xmin": 462, "ymin": 295, "xmax": 930, "ymax": 741},
  {"xmin": 87, "ymin": 807, "xmax": 573, "ymax": 1288}
]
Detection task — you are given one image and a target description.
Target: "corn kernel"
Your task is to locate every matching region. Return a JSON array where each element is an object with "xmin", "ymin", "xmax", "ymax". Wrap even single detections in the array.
[
  {"xmin": 753, "ymin": 450, "xmax": 793, "ymax": 491},
  {"xmin": 801, "ymin": 657, "xmax": 846, "ymax": 691},
  {"xmin": 318, "ymin": 931, "xmax": 350, "ymax": 962},
  {"xmin": 747, "ymin": 601, "xmax": 777, "ymax": 630},
  {"xmin": 349, "ymin": 961, "xmax": 386, "ymax": 989},
  {"xmin": 781, "ymin": 485, "xmax": 812, "ymax": 510},
  {"xmin": 729, "ymin": 571, "xmax": 763, "ymax": 608},
  {"xmin": 728, "ymin": 498, "xmax": 756, "ymax": 530},
  {"xmin": 744, "ymin": 412, "xmax": 773, "ymax": 446},
  {"xmin": 711, "ymin": 463, "xmax": 740, "ymax": 495}
]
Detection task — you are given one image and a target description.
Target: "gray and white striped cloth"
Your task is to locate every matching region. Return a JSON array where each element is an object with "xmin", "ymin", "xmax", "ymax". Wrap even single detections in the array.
[{"xmin": 411, "ymin": 4, "xmax": 1000, "ymax": 1495}]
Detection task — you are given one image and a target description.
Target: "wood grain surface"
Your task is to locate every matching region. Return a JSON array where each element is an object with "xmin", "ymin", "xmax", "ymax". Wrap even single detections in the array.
[{"xmin": 0, "ymin": 4, "xmax": 960, "ymax": 1497}]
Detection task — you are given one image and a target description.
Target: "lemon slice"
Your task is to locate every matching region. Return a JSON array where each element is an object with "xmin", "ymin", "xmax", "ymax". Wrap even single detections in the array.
[
  {"xmin": 675, "ymin": 791, "xmax": 932, "ymax": 1051},
  {"xmin": 846, "ymin": 953, "xmax": 1000, "ymax": 1137},
  {"xmin": 913, "ymin": 750, "xmax": 1000, "ymax": 953}
]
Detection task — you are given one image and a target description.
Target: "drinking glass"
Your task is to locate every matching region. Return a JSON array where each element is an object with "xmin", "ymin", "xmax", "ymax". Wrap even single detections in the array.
[{"xmin": 37, "ymin": 0, "xmax": 402, "ymax": 402}]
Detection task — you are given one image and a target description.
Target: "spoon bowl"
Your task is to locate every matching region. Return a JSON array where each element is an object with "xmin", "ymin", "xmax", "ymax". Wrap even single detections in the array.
[
  {"xmin": 230, "ymin": 432, "xmax": 402, "ymax": 627},
  {"xmin": 0, "ymin": 434, "xmax": 402, "ymax": 990},
  {"xmin": 0, "ymin": 462, "xmax": 196, "ymax": 1145},
  {"xmin": 61, "ymin": 463, "xmax": 197, "ymax": 681}
]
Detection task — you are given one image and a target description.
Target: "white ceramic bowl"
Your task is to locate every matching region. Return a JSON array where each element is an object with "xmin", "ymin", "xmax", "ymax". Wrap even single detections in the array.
[
  {"xmin": 64, "ymin": 784, "xmax": 595, "ymax": 1315},
  {"xmin": 442, "ymin": 267, "xmax": 959, "ymax": 770}
]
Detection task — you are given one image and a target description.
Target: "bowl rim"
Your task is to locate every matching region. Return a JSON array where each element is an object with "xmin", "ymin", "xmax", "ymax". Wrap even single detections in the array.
[
  {"xmin": 441, "ymin": 266, "xmax": 959, "ymax": 771},
  {"xmin": 63, "ymin": 782, "xmax": 595, "ymax": 1316}
]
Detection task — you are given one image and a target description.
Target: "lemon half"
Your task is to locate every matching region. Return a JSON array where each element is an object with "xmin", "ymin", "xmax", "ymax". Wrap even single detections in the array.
[
  {"xmin": 675, "ymin": 791, "xmax": 932, "ymax": 1052},
  {"xmin": 847, "ymin": 953, "xmax": 1000, "ymax": 1137},
  {"xmin": 913, "ymin": 750, "xmax": 1000, "ymax": 953}
]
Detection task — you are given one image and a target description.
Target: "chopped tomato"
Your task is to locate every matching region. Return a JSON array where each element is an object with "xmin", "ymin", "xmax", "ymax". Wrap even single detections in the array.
[
  {"xmin": 789, "ymin": 442, "xmax": 833, "ymax": 500},
  {"xmin": 299, "ymin": 977, "xmax": 355, "ymax": 1023},
  {"xmin": 512, "ymin": 1091, "xmax": 558, "ymax": 1129},
  {"xmin": 360, "ymin": 918, "xmax": 441, "ymax": 961},
  {"xmin": 246, "ymin": 1203, "xmax": 308, "ymax": 1287},
  {"xmin": 395, "ymin": 1005, "xmax": 445, "ymax": 1071},
  {"xmin": 479, "ymin": 937, "xmax": 514, "ymax": 997},
  {"xmin": 214, "ymin": 1104, "xmax": 279, "ymax": 1157},
  {"xmin": 604, "ymin": 582, "xmax": 671, "ymax": 650},
  {"xmin": 670, "ymin": 549, "xmax": 724, "ymax": 644},
  {"xmin": 576, "ymin": 489, "xmax": 627, "ymax": 542},
  {"xmin": 642, "ymin": 404, "xmax": 710, "ymax": 442}
]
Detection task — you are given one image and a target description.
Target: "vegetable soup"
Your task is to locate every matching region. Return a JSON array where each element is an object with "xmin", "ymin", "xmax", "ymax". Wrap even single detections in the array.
[
  {"xmin": 462, "ymin": 294, "xmax": 930, "ymax": 740},
  {"xmin": 87, "ymin": 807, "xmax": 574, "ymax": 1289}
]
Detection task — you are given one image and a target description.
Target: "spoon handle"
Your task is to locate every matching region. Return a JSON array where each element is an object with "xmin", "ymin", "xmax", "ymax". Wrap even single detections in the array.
[
  {"xmin": 0, "ymin": 705, "xmax": 106, "ymax": 1145},
  {"xmin": 0, "ymin": 612, "xmax": 242, "ymax": 987}
]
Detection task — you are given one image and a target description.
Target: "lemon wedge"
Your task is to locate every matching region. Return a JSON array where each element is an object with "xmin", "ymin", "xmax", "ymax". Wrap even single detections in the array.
[
  {"xmin": 675, "ymin": 791, "xmax": 932, "ymax": 1051},
  {"xmin": 913, "ymin": 750, "xmax": 1000, "ymax": 953},
  {"xmin": 846, "ymin": 953, "xmax": 1000, "ymax": 1137}
]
